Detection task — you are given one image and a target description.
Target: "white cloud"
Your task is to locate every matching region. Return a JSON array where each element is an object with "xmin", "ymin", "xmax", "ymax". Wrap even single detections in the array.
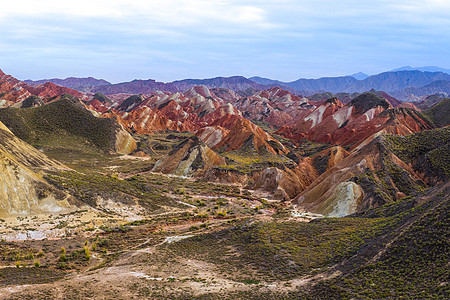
[
  {"xmin": 0, "ymin": 0, "xmax": 273, "ymax": 29},
  {"xmin": 1, "ymin": 1, "xmax": 449, "ymax": 82},
  {"xmin": 0, "ymin": 0, "xmax": 124, "ymax": 18}
]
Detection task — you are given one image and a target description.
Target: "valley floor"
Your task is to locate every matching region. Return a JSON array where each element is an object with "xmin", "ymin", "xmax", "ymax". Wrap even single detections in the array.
[{"xmin": 0, "ymin": 123, "xmax": 448, "ymax": 299}]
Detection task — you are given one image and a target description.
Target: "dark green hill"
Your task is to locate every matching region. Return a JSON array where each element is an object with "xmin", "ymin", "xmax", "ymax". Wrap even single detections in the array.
[
  {"xmin": 384, "ymin": 127, "xmax": 450, "ymax": 182},
  {"xmin": 350, "ymin": 92, "xmax": 391, "ymax": 114},
  {"xmin": 20, "ymin": 96, "xmax": 44, "ymax": 108},
  {"xmin": 92, "ymin": 92, "xmax": 112, "ymax": 105},
  {"xmin": 0, "ymin": 95, "xmax": 124, "ymax": 155},
  {"xmin": 117, "ymin": 94, "xmax": 144, "ymax": 112},
  {"xmin": 423, "ymin": 98, "xmax": 450, "ymax": 127}
]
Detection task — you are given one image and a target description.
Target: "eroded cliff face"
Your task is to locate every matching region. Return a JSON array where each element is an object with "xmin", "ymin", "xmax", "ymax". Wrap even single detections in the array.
[
  {"xmin": 0, "ymin": 154, "xmax": 72, "ymax": 217},
  {"xmin": 114, "ymin": 127, "xmax": 137, "ymax": 154},
  {"xmin": 0, "ymin": 122, "xmax": 76, "ymax": 217}
]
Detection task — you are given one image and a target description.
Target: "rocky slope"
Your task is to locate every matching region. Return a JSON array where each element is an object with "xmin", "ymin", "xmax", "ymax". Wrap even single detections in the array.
[
  {"xmin": 201, "ymin": 114, "xmax": 287, "ymax": 154},
  {"xmin": 0, "ymin": 121, "xmax": 77, "ymax": 217}
]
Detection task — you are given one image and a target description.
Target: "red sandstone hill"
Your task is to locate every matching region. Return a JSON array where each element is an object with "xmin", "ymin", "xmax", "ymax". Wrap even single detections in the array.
[
  {"xmin": 0, "ymin": 69, "xmax": 85, "ymax": 107},
  {"xmin": 199, "ymin": 114, "xmax": 287, "ymax": 154},
  {"xmin": 291, "ymin": 127, "xmax": 449, "ymax": 217},
  {"xmin": 101, "ymin": 86, "xmax": 241, "ymax": 134},
  {"xmin": 0, "ymin": 70, "xmax": 31, "ymax": 105},
  {"xmin": 26, "ymin": 82, "xmax": 84, "ymax": 100},
  {"xmin": 227, "ymin": 87, "xmax": 314, "ymax": 127},
  {"xmin": 93, "ymin": 85, "xmax": 286, "ymax": 154},
  {"xmin": 276, "ymin": 93, "xmax": 433, "ymax": 149}
]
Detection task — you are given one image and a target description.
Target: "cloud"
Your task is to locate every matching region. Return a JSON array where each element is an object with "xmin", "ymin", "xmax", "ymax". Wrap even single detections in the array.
[
  {"xmin": 0, "ymin": 0, "xmax": 274, "ymax": 30},
  {"xmin": 1, "ymin": 1, "xmax": 449, "ymax": 82}
]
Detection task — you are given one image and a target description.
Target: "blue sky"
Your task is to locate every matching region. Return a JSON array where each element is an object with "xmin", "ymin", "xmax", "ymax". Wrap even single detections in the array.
[{"xmin": 1, "ymin": 0, "xmax": 449, "ymax": 83}]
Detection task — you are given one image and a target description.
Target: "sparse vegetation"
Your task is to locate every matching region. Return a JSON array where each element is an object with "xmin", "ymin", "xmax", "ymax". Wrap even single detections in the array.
[
  {"xmin": 0, "ymin": 96, "xmax": 120, "ymax": 153},
  {"xmin": 0, "ymin": 88, "xmax": 448, "ymax": 299},
  {"xmin": 385, "ymin": 127, "xmax": 450, "ymax": 180}
]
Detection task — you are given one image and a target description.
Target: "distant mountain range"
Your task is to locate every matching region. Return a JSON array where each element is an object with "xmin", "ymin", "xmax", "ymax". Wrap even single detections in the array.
[
  {"xmin": 24, "ymin": 77, "xmax": 111, "ymax": 89},
  {"xmin": 391, "ymin": 66, "xmax": 450, "ymax": 74},
  {"xmin": 250, "ymin": 71, "xmax": 450, "ymax": 95},
  {"xmin": 87, "ymin": 76, "xmax": 265, "ymax": 95},
  {"xmin": 391, "ymin": 80, "xmax": 450, "ymax": 100},
  {"xmin": 19, "ymin": 68, "xmax": 450, "ymax": 101}
]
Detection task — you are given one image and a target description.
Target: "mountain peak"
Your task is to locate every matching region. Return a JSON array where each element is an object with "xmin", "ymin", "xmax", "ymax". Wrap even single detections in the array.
[
  {"xmin": 325, "ymin": 97, "xmax": 341, "ymax": 105},
  {"xmin": 185, "ymin": 85, "xmax": 212, "ymax": 98},
  {"xmin": 350, "ymin": 92, "xmax": 391, "ymax": 114},
  {"xmin": 349, "ymin": 72, "xmax": 369, "ymax": 80}
]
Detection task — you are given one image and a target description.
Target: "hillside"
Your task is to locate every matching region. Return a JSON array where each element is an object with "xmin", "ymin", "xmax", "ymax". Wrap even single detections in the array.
[
  {"xmin": 291, "ymin": 127, "xmax": 448, "ymax": 216},
  {"xmin": 384, "ymin": 127, "xmax": 450, "ymax": 182},
  {"xmin": 422, "ymin": 98, "xmax": 450, "ymax": 127},
  {"xmin": 0, "ymin": 121, "xmax": 78, "ymax": 218},
  {"xmin": 0, "ymin": 95, "xmax": 136, "ymax": 156},
  {"xmin": 1, "ymin": 177, "xmax": 446, "ymax": 299},
  {"xmin": 304, "ymin": 182, "xmax": 449, "ymax": 299}
]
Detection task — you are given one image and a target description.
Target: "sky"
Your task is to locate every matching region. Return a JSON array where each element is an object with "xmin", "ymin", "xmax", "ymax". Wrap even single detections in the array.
[{"xmin": 1, "ymin": 0, "xmax": 449, "ymax": 83}]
